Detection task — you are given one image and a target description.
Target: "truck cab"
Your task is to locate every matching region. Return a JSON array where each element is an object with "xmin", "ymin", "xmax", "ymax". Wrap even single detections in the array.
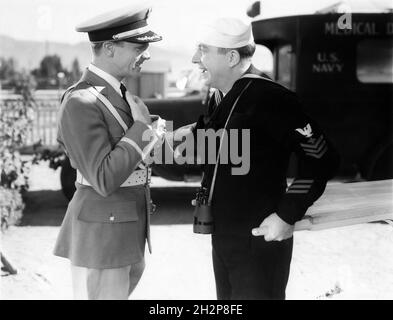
[{"xmin": 252, "ymin": 10, "xmax": 393, "ymax": 179}]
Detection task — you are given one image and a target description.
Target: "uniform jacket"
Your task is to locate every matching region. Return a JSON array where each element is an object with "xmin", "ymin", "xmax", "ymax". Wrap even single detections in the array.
[
  {"xmin": 53, "ymin": 68, "xmax": 154, "ymax": 269},
  {"xmin": 194, "ymin": 66, "xmax": 340, "ymax": 235}
]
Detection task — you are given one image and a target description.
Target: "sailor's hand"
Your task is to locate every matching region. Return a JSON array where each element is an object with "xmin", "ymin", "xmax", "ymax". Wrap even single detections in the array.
[
  {"xmin": 174, "ymin": 123, "xmax": 195, "ymax": 138},
  {"xmin": 251, "ymin": 213, "xmax": 294, "ymax": 241},
  {"xmin": 126, "ymin": 93, "xmax": 151, "ymax": 125}
]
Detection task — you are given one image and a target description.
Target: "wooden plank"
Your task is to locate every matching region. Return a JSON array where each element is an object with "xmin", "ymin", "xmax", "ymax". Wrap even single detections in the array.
[{"xmin": 295, "ymin": 179, "xmax": 393, "ymax": 231}]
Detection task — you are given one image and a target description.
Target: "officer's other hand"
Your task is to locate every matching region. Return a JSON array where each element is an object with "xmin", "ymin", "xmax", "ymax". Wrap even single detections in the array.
[
  {"xmin": 126, "ymin": 93, "xmax": 151, "ymax": 125},
  {"xmin": 152, "ymin": 117, "xmax": 167, "ymax": 139},
  {"xmin": 251, "ymin": 213, "xmax": 294, "ymax": 241}
]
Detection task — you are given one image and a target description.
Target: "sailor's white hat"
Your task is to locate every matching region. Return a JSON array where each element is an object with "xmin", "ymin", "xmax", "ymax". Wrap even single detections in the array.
[{"xmin": 197, "ymin": 17, "xmax": 254, "ymax": 48}]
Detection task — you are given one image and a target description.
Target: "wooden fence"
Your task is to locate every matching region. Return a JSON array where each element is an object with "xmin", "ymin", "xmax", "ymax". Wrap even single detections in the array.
[{"xmin": 1, "ymin": 97, "xmax": 60, "ymax": 147}]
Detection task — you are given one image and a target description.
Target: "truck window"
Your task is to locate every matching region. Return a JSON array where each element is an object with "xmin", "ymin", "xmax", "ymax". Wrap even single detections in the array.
[
  {"xmin": 275, "ymin": 45, "xmax": 295, "ymax": 90},
  {"xmin": 357, "ymin": 39, "xmax": 393, "ymax": 83}
]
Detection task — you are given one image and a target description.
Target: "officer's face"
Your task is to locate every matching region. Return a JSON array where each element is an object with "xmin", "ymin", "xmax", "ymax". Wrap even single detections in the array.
[
  {"xmin": 192, "ymin": 44, "xmax": 230, "ymax": 90},
  {"xmin": 113, "ymin": 42, "xmax": 150, "ymax": 77}
]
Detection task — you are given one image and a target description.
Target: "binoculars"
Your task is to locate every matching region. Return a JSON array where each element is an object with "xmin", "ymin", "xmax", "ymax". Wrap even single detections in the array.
[{"xmin": 193, "ymin": 187, "xmax": 214, "ymax": 234}]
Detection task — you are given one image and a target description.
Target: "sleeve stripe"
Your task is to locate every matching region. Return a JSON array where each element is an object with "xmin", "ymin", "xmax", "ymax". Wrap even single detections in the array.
[
  {"xmin": 287, "ymin": 178, "xmax": 314, "ymax": 193},
  {"xmin": 121, "ymin": 137, "xmax": 144, "ymax": 158},
  {"xmin": 300, "ymin": 135, "xmax": 324, "ymax": 148},
  {"xmin": 289, "ymin": 185, "xmax": 312, "ymax": 190},
  {"xmin": 291, "ymin": 182, "xmax": 313, "ymax": 185},
  {"xmin": 287, "ymin": 190, "xmax": 309, "ymax": 194},
  {"xmin": 306, "ymin": 146, "xmax": 328, "ymax": 159},
  {"xmin": 301, "ymin": 140, "xmax": 327, "ymax": 153},
  {"xmin": 292, "ymin": 179, "xmax": 314, "ymax": 183}
]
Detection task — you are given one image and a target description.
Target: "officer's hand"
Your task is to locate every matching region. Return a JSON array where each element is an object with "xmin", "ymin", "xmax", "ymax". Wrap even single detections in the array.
[
  {"xmin": 126, "ymin": 93, "xmax": 151, "ymax": 125},
  {"xmin": 152, "ymin": 117, "xmax": 167, "ymax": 140},
  {"xmin": 251, "ymin": 213, "xmax": 294, "ymax": 241}
]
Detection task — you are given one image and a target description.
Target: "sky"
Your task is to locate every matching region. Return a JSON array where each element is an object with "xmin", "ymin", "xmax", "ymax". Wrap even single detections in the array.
[
  {"xmin": 1, "ymin": 0, "xmax": 391, "ymax": 74},
  {"xmin": 0, "ymin": 0, "xmax": 354, "ymax": 54}
]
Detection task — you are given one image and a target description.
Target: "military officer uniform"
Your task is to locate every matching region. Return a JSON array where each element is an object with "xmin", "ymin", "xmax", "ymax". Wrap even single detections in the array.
[{"xmin": 53, "ymin": 5, "xmax": 162, "ymax": 299}]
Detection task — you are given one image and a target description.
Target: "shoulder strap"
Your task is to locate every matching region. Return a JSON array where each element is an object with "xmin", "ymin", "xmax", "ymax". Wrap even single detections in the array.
[
  {"xmin": 60, "ymin": 84, "xmax": 77, "ymax": 103},
  {"xmin": 85, "ymin": 86, "xmax": 148, "ymax": 171},
  {"xmin": 86, "ymin": 86, "xmax": 128, "ymax": 133},
  {"xmin": 208, "ymin": 80, "xmax": 253, "ymax": 204}
]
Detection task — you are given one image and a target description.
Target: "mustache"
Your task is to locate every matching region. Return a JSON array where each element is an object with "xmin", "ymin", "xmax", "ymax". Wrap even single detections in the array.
[{"xmin": 134, "ymin": 52, "xmax": 150, "ymax": 68}]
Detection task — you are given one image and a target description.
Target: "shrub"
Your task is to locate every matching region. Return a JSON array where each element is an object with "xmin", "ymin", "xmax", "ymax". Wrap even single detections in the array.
[
  {"xmin": 0, "ymin": 187, "xmax": 24, "ymax": 231},
  {"xmin": 0, "ymin": 73, "xmax": 35, "ymax": 230}
]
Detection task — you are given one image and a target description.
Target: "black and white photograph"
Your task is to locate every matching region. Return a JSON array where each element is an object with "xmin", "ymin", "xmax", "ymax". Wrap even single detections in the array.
[{"xmin": 1, "ymin": 0, "xmax": 392, "ymax": 304}]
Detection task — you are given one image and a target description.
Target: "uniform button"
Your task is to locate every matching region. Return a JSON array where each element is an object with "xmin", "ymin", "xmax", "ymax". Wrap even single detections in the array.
[{"xmin": 109, "ymin": 214, "xmax": 115, "ymax": 222}]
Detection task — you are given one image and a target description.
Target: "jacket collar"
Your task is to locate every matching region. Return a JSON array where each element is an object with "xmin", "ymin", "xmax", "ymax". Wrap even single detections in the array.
[
  {"xmin": 79, "ymin": 67, "xmax": 133, "ymax": 118},
  {"xmin": 88, "ymin": 64, "xmax": 123, "ymax": 96},
  {"xmin": 241, "ymin": 64, "xmax": 272, "ymax": 81},
  {"xmin": 206, "ymin": 66, "xmax": 264, "ymax": 124}
]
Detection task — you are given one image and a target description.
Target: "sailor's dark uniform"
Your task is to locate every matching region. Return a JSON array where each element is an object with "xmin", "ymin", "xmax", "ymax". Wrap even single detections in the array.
[{"xmin": 193, "ymin": 67, "xmax": 340, "ymax": 299}]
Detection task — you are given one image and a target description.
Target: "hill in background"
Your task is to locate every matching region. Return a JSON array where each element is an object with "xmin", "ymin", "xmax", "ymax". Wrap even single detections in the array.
[{"xmin": 0, "ymin": 34, "xmax": 194, "ymax": 79}]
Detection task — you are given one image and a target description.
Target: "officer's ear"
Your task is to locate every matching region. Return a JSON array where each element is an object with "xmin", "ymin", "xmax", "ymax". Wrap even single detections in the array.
[
  {"xmin": 102, "ymin": 41, "xmax": 115, "ymax": 57},
  {"xmin": 227, "ymin": 49, "xmax": 241, "ymax": 68}
]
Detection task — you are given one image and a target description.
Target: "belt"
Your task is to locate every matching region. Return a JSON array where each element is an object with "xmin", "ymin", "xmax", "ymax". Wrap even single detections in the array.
[{"xmin": 76, "ymin": 168, "xmax": 152, "ymax": 187}]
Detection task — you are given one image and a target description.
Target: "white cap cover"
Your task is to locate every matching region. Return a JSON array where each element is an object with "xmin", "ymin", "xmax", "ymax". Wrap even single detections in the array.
[{"xmin": 198, "ymin": 17, "xmax": 254, "ymax": 48}]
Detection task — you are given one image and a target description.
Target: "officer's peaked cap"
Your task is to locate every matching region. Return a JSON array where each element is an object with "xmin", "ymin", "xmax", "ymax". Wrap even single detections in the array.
[{"xmin": 75, "ymin": 4, "xmax": 162, "ymax": 43}]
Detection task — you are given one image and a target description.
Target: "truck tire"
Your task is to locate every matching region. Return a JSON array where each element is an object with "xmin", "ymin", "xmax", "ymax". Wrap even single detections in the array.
[
  {"xmin": 60, "ymin": 156, "xmax": 76, "ymax": 201},
  {"xmin": 368, "ymin": 144, "xmax": 393, "ymax": 180},
  {"xmin": 361, "ymin": 142, "xmax": 393, "ymax": 181}
]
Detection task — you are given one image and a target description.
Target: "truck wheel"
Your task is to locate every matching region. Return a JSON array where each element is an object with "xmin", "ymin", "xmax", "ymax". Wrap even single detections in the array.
[
  {"xmin": 368, "ymin": 145, "xmax": 393, "ymax": 180},
  {"xmin": 60, "ymin": 157, "xmax": 76, "ymax": 201}
]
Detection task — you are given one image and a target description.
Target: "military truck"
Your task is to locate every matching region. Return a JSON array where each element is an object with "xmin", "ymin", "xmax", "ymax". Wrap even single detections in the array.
[
  {"xmin": 251, "ymin": 9, "xmax": 393, "ymax": 180},
  {"xmin": 57, "ymin": 7, "xmax": 392, "ymax": 200}
]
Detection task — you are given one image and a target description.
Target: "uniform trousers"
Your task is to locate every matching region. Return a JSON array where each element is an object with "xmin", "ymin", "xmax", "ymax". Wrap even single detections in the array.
[
  {"xmin": 70, "ymin": 259, "xmax": 145, "ymax": 300},
  {"xmin": 212, "ymin": 234, "xmax": 293, "ymax": 300}
]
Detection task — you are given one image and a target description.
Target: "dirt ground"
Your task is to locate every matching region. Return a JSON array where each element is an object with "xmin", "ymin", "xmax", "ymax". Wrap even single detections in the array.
[{"xmin": 1, "ymin": 162, "xmax": 393, "ymax": 300}]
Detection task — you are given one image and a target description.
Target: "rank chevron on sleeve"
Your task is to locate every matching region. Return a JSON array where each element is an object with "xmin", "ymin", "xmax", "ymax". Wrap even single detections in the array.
[
  {"xmin": 300, "ymin": 135, "xmax": 328, "ymax": 159},
  {"xmin": 287, "ymin": 179, "xmax": 314, "ymax": 194}
]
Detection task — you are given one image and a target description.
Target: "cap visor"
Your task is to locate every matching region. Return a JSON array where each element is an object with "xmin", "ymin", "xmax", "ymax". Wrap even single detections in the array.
[{"xmin": 122, "ymin": 30, "xmax": 162, "ymax": 43}]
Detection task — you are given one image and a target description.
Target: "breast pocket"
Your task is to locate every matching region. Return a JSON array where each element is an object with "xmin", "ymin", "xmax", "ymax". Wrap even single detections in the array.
[{"xmin": 78, "ymin": 200, "xmax": 139, "ymax": 223}]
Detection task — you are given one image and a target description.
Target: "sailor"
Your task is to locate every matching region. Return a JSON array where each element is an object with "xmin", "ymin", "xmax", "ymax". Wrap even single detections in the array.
[{"xmin": 189, "ymin": 17, "xmax": 340, "ymax": 299}]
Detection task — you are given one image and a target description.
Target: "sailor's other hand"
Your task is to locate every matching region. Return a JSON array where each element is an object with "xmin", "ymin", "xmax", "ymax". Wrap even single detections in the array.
[
  {"xmin": 174, "ymin": 123, "xmax": 195, "ymax": 137},
  {"xmin": 251, "ymin": 213, "xmax": 294, "ymax": 241},
  {"xmin": 126, "ymin": 93, "xmax": 151, "ymax": 125}
]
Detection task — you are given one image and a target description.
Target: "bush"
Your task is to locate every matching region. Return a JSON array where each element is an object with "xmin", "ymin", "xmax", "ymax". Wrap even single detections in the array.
[
  {"xmin": 0, "ymin": 187, "xmax": 24, "ymax": 231},
  {"xmin": 0, "ymin": 74, "xmax": 35, "ymax": 230}
]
